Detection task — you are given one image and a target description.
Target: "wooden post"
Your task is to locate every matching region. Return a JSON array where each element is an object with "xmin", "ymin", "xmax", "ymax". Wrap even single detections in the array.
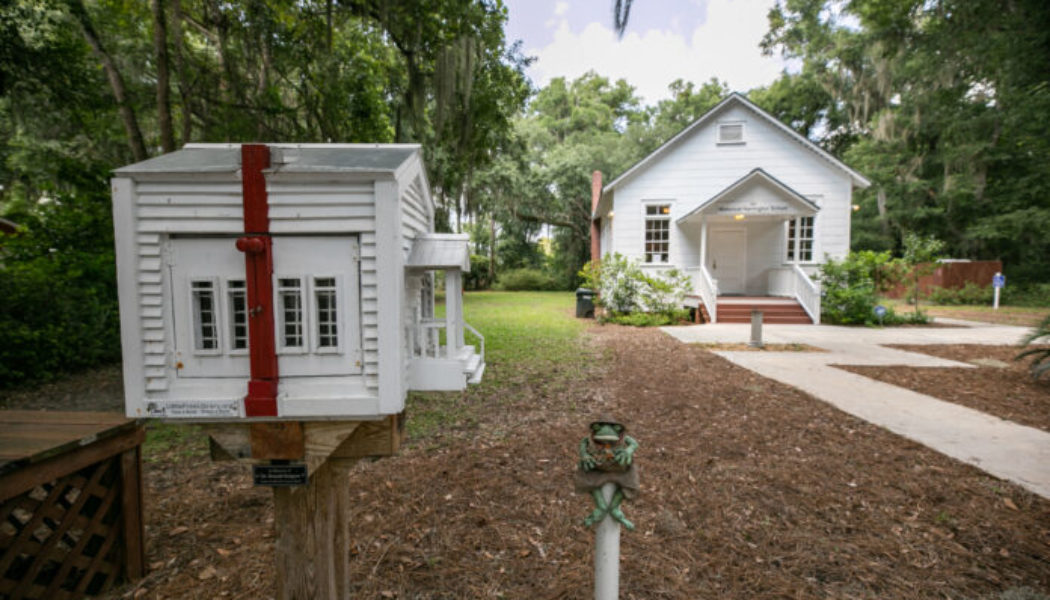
[
  {"xmin": 205, "ymin": 416, "xmax": 401, "ymax": 600},
  {"xmin": 120, "ymin": 445, "xmax": 146, "ymax": 580},
  {"xmin": 273, "ymin": 458, "xmax": 356, "ymax": 600}
]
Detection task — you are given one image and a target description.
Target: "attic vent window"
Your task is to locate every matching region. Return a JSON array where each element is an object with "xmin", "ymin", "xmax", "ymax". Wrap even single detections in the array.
[{"xmin": 718, "ymin": 122, "xmax": 745, "ymax": 145}]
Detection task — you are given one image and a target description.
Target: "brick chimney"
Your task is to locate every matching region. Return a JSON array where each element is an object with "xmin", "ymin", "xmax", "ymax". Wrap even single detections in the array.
[{"xmin": 590, "ymin": 170, "xmax": 602, "ymax": 263}]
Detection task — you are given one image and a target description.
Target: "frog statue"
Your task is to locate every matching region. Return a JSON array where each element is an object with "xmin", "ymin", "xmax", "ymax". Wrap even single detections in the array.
[{"xmin": 574, "ymin": 416, "xmax": 639, "ymax": 530}]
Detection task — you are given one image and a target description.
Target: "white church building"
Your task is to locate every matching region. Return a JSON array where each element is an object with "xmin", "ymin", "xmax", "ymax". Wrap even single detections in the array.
[{"xmin": 590, "ymin": 93, "xmax": 871, "ymax": 324}]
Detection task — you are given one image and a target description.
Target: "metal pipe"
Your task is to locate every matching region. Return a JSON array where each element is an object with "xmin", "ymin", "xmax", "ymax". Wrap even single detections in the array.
[{"xmin": 594, "ymin": 482, "xmax": 620, "ymax": 600}]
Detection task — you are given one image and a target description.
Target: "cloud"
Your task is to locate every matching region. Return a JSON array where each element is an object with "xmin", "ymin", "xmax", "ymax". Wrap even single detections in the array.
[
  {"xmin": 526, "ymin": 0, "xmax": 790, "ymax": 104},
  {"xmin": 554, "ymin": 1, "xmax": 569, "ymax": 17}
]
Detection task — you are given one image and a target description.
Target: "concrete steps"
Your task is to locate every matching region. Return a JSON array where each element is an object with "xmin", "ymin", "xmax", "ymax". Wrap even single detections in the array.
[{"xmin": 716, "ymin": 297, "xmax": 812, "ymax": 324}]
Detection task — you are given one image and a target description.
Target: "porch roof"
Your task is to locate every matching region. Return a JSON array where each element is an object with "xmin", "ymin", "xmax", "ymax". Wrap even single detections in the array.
[
  {"xmin": 676, "ymin": 168, "xmax": 820, "ymax": 224},
  {"xmin": 406, "ymin": 233, "xmax": 471, "ymax": 272}
]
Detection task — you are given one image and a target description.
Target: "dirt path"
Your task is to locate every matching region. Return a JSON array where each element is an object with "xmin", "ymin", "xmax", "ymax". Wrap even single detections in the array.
[{"xmin": 112, "ymin": 326, "xmax": 1050, "ymax": 599}]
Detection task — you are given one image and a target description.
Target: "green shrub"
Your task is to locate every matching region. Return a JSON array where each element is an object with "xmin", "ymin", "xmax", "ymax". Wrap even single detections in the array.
[
  {"xmin": 1002, "ymin": 283, "xmax": 1050, "ymax": 308},
  {"xmin": 464, "ymin": 254, "xmax": 493, "ymax": 290},
  {"xmin": 0, "ymin": 193, "xmax": 120, "ymax": 387},
  {"xmin": 494, "ymin": 268, "xmax": 559, "ymax": 291},
  {"xmin": 604, "ymin": 309, "xmax": 690, "ymax": 327},
  {"xmin": 882, "ymin": 309, "xmax": 930, "ymax": 325},
  {"xmin": 820, "ymin": 252, "xmax": 922, "ymax": 326},
  {"xmin": 927, "ymin": 282, "xmax": 994, "ymax": 305},
  {"xmin": 578, "ymin": 253, "xmax": 693, "ymax": 326},
  {"xmin": 819, "ymin": 254, "xmax": 881, "ymax": 325},
  {"xmin": 1016, "ymin": 314, "xmax": 1050, "ymax": 379}
]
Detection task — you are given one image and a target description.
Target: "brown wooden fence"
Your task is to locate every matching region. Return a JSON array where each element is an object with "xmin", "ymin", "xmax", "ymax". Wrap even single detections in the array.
[{"xmin": 885, "ymin": 260, "xmax": 1003, "ymax": 299}]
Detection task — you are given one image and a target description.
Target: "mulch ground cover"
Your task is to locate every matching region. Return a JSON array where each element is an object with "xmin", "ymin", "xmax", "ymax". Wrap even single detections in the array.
[
  {"xmin": 839, "ymin": 345, "xmax": 1050, "ymax": 433},
  {"xmin": 96, "ymin": 327, "xmax": 1050, "ymax": 599}
]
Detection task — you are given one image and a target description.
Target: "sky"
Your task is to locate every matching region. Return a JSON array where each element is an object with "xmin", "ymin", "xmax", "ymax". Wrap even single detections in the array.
[{"xmin": 503, "ymin": 0, "xmax": 793, "ymax": 106}]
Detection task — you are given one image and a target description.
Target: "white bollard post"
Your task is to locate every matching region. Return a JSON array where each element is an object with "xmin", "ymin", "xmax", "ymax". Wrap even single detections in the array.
[
  {"xmin": 993, "ymin": 271, "xmax": 1001, "ymax": 310},
  {"xmin": 749, "ymin": 310, "xmax": 764, "ymax": 348},
  {"xmin": 594, "ymin": 482, "xmax": 620, "ymax": 600}
]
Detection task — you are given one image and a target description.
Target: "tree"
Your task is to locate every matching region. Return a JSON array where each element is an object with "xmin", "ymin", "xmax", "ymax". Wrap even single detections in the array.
[
  {"xmin": 763, "ymin": 0, "xmax": 1050, "ymax": 284},
  {"xmin": 901, "ymin": 231, "xmax": 945, "ymax": 314}
]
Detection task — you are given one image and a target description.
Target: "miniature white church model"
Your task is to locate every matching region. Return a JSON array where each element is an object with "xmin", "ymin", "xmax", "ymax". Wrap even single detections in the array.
[{"xmin": 111, "ymin": 143, "xmax": 484, "ymax": 421}]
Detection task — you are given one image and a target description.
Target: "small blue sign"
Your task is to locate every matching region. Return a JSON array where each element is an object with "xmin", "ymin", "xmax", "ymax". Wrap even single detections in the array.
[
  {"xmin": 993, "ymin": 274, "xmax": 1006, "ymax": 288},
  {"xmin": 873, "ymin": 305, "xmax": 887, "ymax": 318}
]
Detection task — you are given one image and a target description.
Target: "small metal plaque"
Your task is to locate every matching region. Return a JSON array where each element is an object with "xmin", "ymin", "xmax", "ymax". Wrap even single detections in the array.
[{"xmin": 253, "ymin": 464, "xmax": 308, "ymax": 487}]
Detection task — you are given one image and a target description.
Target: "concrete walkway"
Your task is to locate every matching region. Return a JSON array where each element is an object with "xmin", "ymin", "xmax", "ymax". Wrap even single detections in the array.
[{"xmin": 661, "ymin": 319, "xmax": 1050, "ymax": 499}]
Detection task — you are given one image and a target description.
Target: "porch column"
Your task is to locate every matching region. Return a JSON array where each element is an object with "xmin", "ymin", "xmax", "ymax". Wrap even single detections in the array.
[
  {"xmin": 699, "ymin": 216, "xmax": 708, "ymax": 269},
  {"xmin": 445, "ymin": 270, "xmax": 463, "ymax": 359},
  {"xmin": 791, "ymin": 217, "xmax": 800, "ymax": 265}
]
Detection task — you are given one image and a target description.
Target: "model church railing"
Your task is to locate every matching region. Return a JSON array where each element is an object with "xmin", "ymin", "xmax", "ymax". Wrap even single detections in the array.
[{"xmin": 411, "ymin": 318, "xmax": 484, "ymax": 363}]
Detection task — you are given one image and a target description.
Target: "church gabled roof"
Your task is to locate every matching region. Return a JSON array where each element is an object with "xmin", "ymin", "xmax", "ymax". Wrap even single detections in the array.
[{"xmin": 603, "ymin": 93, "xmax": 871, "ymax": 196}]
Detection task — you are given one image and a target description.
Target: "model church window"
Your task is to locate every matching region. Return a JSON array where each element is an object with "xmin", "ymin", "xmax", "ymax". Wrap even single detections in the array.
[
  {"xmin": 227, "ymin": 280, "xmax": 248, "ymax": 352},
  {"xmin": 787, "ymin": 216, "xmax": 814, "ymax": 262},
  {"xmin": 191, "ymin": 280, "xmax": 219, "ymax": 353},
  {"xmin": 314, "ymin": 277, "xmax": 339, "ymax": 350},
  {"xmin": 644, "ymin": 204, "xmax": 671, "ymax": 263},
  {"xmin": 278, "ymin": 278, "xmax": 305, "ymax": 351}
]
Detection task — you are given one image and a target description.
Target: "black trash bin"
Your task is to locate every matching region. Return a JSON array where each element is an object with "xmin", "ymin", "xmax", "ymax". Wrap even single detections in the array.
[{"xmin": 575, "ymin": 288, "xmax": 595, "ymax": 318}]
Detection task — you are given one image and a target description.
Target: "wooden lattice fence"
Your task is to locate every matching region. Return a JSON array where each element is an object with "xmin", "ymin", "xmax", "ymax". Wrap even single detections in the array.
[{"xmin": 0, "ymin": 413, "xmax": 144, "ymax": 600}]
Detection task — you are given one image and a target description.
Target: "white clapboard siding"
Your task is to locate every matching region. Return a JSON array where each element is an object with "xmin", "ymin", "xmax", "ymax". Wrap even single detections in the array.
[
  {"xmin": 359, "ymin": 231, "xmax": 381, "ymax": 392},
  {"xmin": 609, "ymin": 100, "xmax": 858, "ymax": 269},
  {"xmin": 268, "ymin": 182, "xmax": 376, "ymax": 233},
  {"xmin": 136, "ymin": 223, "xmax": 168, "ymax": 394},
  {"xmin": 398, "ymin": 173, "xmax": 433, "ymax": 398},
  {"xmin": 136, "ymin": 180, "xmax": 244, "ymax": 234}
]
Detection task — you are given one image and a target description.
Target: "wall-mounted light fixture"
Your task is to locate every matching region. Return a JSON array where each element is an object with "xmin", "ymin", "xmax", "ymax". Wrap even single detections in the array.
[
  {"xmin": 733, "ymin": 214, "xmax": 745, "ymax": 221},
  {"xmin": 852, "ymin": 204, "xmax": 861, "ymax": 212},
  {"xmin": 607, "ymin": 210, "xmax": 614, "ymax": 218}
]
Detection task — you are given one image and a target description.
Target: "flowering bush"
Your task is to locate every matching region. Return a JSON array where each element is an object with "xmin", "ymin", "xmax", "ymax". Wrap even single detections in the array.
[{"xmin": 579, "ymin": 253, "xmax": 691, "ymax": 325}]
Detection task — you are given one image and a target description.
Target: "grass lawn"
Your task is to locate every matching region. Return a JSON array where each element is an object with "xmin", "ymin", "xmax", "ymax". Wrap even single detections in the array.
[
  {"xmin": 881, "ymin": 297, "xmax": 1050, "ymax": 327},
  {"xmin": 406, "ymin": 291, "xmax": 593, "ymax": 441}
]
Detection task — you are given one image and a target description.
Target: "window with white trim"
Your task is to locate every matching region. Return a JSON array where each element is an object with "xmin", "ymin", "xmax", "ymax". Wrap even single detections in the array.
[
  {"xmin": 277, "ymin": 277, "xmax": 305, "ymax": 351},
  {"xmin": 227, "ymin": 280, "xmax": 248, "ymax": 352},
  {"xmin": 786, "ymin": 216, "xmax": 815, "ymax": 262},
  {"xmin": 717, "ymin": 122, "xmax": 745, "ymax": 144},
  {"xmin": 313, "ymin": 277, "xmax": 339, "ymax": 350},
  {"xmin": 644, "ymin": 204, "xmax": 671, "ymax": 263},
  {"xmin": 191, "ymin": 279, "xmax": 220, "ymax": 353}
]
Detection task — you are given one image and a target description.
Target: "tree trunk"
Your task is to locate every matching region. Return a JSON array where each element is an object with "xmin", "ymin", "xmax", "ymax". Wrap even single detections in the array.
[
  {"xmin": 171, "ymin": 0, "xmax": 192, "ymax": 144},
  {"xmin": 152, "ymin": 0, "xmax": 175, "ymax": 152},
  {"xmin": 67, "ymin": 0, "xmax": 148, "ymax": 162},
  {"xmin": 488, "ymin": 212, "xmax": 496, "ymax": 285}
]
